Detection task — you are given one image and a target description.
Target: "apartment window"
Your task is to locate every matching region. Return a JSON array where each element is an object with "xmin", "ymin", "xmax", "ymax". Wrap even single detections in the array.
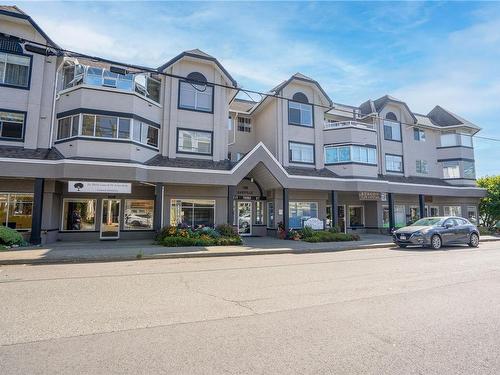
[
  {"xmin": 0, "ymin": 193, "xmax": 33, "ymax": 230},
  {"xmin": 383, "ymin": 120, "xmax": 401, "ymax": 141},
  {"xmin": 289, "ymin": 202, "xmax": 318, "ymax": 228},
  {"xmin": 62, "ymin": 199, "xmax": 96, "ymax": 231},
  {"xmin": 443, "ymin": 161, "xmax": 460, "ymax": 179},
  {"xmin": 324, "ymin": 145, "xmax": 376, "ymax": 165},
  {"xmin": 463, "ymin": 161, "xmax": 476, "ymax": 179},
  {"xmin": 177, "ymin": 128, "xmax": 212, "ymax": 155},
  {"xmin": 289, "ymin": 142, "xmax": 314, "ymax": 164},
  {"xmin": 237, "ymin": 117, "xmax": 251, "ymax": 132},
  {"xmin": 57, "ymin": 115, "xmax": 79, "ymax": 140},
  {"xmin": 132, "ymin": 121, "xmax": 158, "ymax": 148},
  {"xmin": 0, "ymin": 111, "xmax": 25, "ymax": 140},
  {"xmin": 178, "ymin": 72, "xmax": 213, "ymax": 113},
  {"xmin": 349, "ymin": 206, "xmax": 364, "ymax": 227},
  {"xmin": 267, "ymin": 202, "xmax": 275, "ymax": 228},
  {"xmin": 124, "ymin": 200, "xmax": 154, "ymax": 230},
  {"xmin": 416, "ymin": 160, "xmax": 428, "ymax": 174},
  {"xmin": 385, "ymin": 154, "xmax": 403, "ymax": 173},
  {"xmin": 414, "ymin": 128, "xmax": 426, "ymax": 141},
  {"xmin": 288, "ymin": 93, "xmax": 312, "ymax": 127},
  {"xmin": 443, "ymin": 206, "xmax": 462, "ymax": 217},
  {"xmin": 170, "ymin": 199, "xmax": 215, "ymax": 228},
  {"xmin": 254, "ymin": 201, "xmax": 264, "ymax": 225},
  {"xmin": 0, "ymin": 51, "xmax": 31, "ymax": 88},
  {"xmin": 440, "ymin": 132, "xmax": 473, "ymax": 147}
]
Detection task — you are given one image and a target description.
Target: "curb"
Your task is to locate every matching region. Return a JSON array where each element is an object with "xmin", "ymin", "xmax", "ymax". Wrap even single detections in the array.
[
  {"xmin": 0, "ymin": 242, "xmax": 394, "ymax": 266},
  {"xmin": 0, "ymin": 237, "xmax": 498, "ymax": 266}
]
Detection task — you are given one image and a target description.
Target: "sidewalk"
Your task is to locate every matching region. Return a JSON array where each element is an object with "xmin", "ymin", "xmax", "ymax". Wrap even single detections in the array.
[{"xmin": 1, "ymin": 234, "xmax": 498, "ymax": 265}]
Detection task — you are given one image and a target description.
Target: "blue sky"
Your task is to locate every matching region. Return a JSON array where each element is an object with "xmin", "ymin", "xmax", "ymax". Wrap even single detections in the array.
[{"xmin": 17, "ymin": 1, "xmax": 500, "ymax": 177}]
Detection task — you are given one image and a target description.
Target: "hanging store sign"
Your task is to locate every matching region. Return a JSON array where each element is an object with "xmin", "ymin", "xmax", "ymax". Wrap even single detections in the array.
[
  {"xmin": 68, "ymin": 181, "xmax": 132, "ymax": 194},
  {"xmin": 359, "ymin": 192, "xmax": 386, "ymax": 201}
]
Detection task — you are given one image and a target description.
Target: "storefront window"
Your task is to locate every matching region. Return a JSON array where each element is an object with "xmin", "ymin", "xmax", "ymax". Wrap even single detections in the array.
[
  {"xmin": 254, "ymin": 201, "xmax": 264, "ymax": 225},
  {"xmin": 170, "ymin": 199, "xmax": 215, "ymax": 228},
  {"xmin": 443, "ymin": 205, "xmax": 462, "ymax": 217},
  {"xmin": 0, "ymin": 193, "xmax": 33, "ymax": 230},
  {"xmin": 383, "ymin": 206, "xmax": 389, "ymax": 228},
  {"xmin": 467, "ymin": 206, "xmax": 477, "ymax": 224},
  {"xmin": 425, "ymin": 206, "xmax": 439, "ymax": 217},
  {"xmin": 289, "ymin": 202, "xmax": 318, "ymax": 228},
  {"xmin": 62, "ymin": 199, "xmax": 96, "ymax": 231},
  {"xmin": 349, "ymin": 206, "xmax": 364, "ymax": 227},
  {"xmin": 124, "ymin": 200, "xmax": 154, "ymax": 230},
  {"xmin": 395, "ymin": 205, "xmax": 406, "ymax": 228},
  {"xmin": 409, "ymin": 206, "xmax": 420, "ymax": 223},
  {"xmin": 267, "ymin": 202, "xmax": 274, "ymax": 228}
]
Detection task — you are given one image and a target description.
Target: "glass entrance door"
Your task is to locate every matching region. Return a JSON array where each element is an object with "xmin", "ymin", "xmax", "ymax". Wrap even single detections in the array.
[
  {"xmin": 101, "ymin": 199, "xmax": 120, "ymax": 239},
  {"xmin": 237, "ymin": 202, "xmax": 252, "ymax": 236}
]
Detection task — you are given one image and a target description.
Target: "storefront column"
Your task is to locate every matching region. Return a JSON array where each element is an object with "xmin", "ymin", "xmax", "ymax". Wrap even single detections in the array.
[
  {"xmin": 30, "ymin": 178, "xmax": 44, "ymax": 245},
  {"xmin": 154, "ymin": 183, "xmax": 163, "ymax": 232},
  {"xmin": 330, "ymin": 190, "xmax": 338, "ymax": 229},
  {"xmin": 283, "ymin": 188, "xmax": 289, "ymax": 230},
  {"xmin": 419, "ymin": 194, "xmax": 425, "ymax": 219},
  {"xmin": 388, "ymin": 192, "xmax": 395, "ymax": 232},
  {"xmin": 227, "ymin": 185, "xmax": 236, "ymax": 225}
]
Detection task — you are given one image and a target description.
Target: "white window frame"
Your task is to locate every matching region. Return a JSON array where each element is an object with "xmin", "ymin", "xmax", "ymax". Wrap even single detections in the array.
[
  {"xmin": 288, "ymin": 101, "xmax": 313, "ymax": 127},
  {"xmin": 289, "ymin": 142, "xmax": 314, "ymax": 164},
  {"xmin": 0, "ymin": 51, "xmax": 31, "ymax": 88}
]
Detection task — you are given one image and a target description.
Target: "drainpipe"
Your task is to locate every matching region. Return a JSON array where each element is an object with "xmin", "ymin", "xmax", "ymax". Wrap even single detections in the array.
[{"xmin": 48, "ymin": 58, "xmax": 66, "ymax": 148}]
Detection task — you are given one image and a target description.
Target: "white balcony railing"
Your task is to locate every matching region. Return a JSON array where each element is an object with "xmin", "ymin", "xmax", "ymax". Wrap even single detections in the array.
[{"xmin": 324, "ymin": 120, "xmax": 375, "ymax": 130}]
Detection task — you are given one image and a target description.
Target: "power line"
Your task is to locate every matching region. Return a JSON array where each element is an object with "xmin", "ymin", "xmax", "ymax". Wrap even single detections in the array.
[{"xmin": 9, "ymin": 34, "xmax": 500, "ymax": 142}]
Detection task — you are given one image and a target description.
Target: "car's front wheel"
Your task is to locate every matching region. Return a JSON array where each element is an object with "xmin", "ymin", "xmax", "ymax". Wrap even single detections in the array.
[
  {"xmin": 398, "ymin": 244, "xmax": 407, "ymax": 248},
  {"xmin": 468, "ymin": 233, "xmax": 479, "ymax": 247},
  {"xmin": 430, "ymin": 234, "xmax": 442, "ymax": 250}
]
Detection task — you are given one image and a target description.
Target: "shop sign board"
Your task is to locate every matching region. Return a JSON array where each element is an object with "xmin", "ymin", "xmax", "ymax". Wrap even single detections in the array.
[
  {"xmin": 68, "ymin": 181, "xmax": 132, "ymax": 194},
  {"xmin": 359, "ymin": 192, "xmax": 386, "ymax": 201}
]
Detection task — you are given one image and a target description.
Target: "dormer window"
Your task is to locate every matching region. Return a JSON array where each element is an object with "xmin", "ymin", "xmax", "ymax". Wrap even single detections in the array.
[
  {"xmin": 178, "ymin": 72, "xmax": 213, "ymax": 113},
  {"xmin": 0, "ymin": 38, "xmax": 31, "ymax": 89},
  {"xmin": 288, "ymin": 92, "xmax": 313, "ymax": 127}
]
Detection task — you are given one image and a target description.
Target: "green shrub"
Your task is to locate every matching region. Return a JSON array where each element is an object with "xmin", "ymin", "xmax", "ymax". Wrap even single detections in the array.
[
  {"xmin": 302, "ymin": 231, "xmax": 359, "ymax": 243},
  {"xmin": 300, "ymin": 226, "xmax": 314, "ymax": 239},
  {"xmin": 215, "ymin": 224, "xmax": 238, "ymax": 237},
  {"xmin": 201, "ymin": 227, "xmax": 220, "ymax": 238},
  {"xmin": 0, "ymin": 226, "xmax": 25, "ymax": 247}
]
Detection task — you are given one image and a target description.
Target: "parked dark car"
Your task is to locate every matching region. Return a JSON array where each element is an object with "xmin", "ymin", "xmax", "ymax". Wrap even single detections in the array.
[{"xmin": 393, "ymin": 216, "xmax": 480, "ymax": 249}]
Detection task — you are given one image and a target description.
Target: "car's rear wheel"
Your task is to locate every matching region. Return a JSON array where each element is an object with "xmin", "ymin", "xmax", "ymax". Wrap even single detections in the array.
[
  {"xmin": 468, "ymin": 233, "xmax": 479, "ymax": 247},
  {"xmin": 430, "ymin": 234, "xmax": 442, "ymax": 250},
  {"xmin": 398, "ymin": 244, "xmax": 407, "ymax": 248}
]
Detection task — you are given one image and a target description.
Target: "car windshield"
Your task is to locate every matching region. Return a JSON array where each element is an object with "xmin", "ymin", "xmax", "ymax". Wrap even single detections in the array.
[{"xmin": 411, "ymin": 218, "xmax": 442, "ymax": 226}]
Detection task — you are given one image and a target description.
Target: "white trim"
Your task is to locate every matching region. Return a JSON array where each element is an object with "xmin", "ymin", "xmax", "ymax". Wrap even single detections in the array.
[
  {"xmin": 237, "ymin": 201, "xmax": 252, "ymax": 236},
  {"xmin": 0, "ymin": 142, "xmax": 486, "ymax": 192}
]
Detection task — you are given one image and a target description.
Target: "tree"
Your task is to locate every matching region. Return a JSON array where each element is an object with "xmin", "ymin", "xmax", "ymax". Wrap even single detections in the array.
[{"xmin": 477, "ymin": 175, "xmax": 500, "ymax": 229}]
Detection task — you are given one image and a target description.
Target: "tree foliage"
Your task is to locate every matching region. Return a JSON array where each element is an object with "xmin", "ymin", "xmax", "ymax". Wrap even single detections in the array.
[{"xmin": 477, "ymin": 175, "xmax": 500, "ymax": 229}]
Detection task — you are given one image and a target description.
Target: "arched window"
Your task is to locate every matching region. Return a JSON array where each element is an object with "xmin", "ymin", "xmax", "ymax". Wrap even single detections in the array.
[
  {"xmin": 385, "ymin": 112, "xmax": 398, "ymax": 121},
  {"xmin": 179, "ymin": 71, "xmax": 213, "ymax": 112},
  {"xmin": 292, "ymin": 92, "xmax": 309, "ymax": 103},
  {"xmin": 383, "ymin": 112, "xmax": 401, "ymax": 141},
  {"xmin": 289, "ymin": 92, "xmax": 313, "ymax": 127},
  {"xmin": 0, "ymin": 37, "xmax": 31, "ymax": 89}
]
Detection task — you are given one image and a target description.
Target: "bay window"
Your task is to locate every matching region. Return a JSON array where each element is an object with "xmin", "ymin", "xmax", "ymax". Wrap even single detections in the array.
[
  {"xmin": 289, "ymin": 202, "xmax": 318, "ymax": 228},
  {"xmin": 0, "ymin": 51, "xmax": 31, "ymax": 88},
  {"xmin": 0, "ymin": 110, "xmax": 25, "ymax": 140},
  {"xmin": 440, "ymin": 132, "xmax": 473, "ymax": 147},
  {"xmin": 324, "ymin": 145, "xmax": 376, "ymax": 164},
  {"xmin": 443, "ymin": 161, "xmax": 460, "ymax": 178},
  {"xmin": 133, "ymin": 121, "xmax": 158, "ymax": 148},
  {"xmin": 178, "ymin": 72, "xmax": 213, "ymax": 113},
  {"xmin": 385, "ymin": 154, "xmax": 403, "ymax": 173},
  {"xmin": 463, "ymin": 161, "xmax": 475, "ymax": 179},
  {"xmin": 170, "ymin": 199, "xmax": 215, "ymax": 228},
  {"xmin": 289, "ymin": 142, "xmax": 314, "ymax": 164},
  {"xmin": 57, "ymin": 115, "xmax": 79, "ymax": 140},
  {"xmin": 177, "ymin": 128, "xmax": 212, "ymax": 155}
]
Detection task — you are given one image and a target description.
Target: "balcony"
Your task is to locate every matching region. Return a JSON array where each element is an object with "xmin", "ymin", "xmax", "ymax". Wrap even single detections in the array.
[
  {"xmin": 324, "ymin": 120, "xmax": 374, "ymax": 131},
  {"xmin": 59, "ymin": 62, "xmax": 161, "ymax": 103}
]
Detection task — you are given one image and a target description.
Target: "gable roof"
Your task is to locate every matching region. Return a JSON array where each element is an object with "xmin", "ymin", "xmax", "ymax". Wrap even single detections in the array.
[
  {"xmin": 427, "ymin": 105, "xmax": 480, "ymax": 130},
  {"xmin": 0, "ymin": 6, "xmax": 59, "ymax": 48},
  {"xmin": 157, "ymin": 49, "xmax": 237, "ymax": 87},
  {"xmin": 271, "ymin": 72, "xmax": 333, "ymax": 106},
  {"xmin": 371, "ymin": 95, "xmax": 417, "ymax": 123}
]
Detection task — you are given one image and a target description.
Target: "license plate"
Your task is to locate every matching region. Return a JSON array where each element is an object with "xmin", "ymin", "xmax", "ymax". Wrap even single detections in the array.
[{"xmin": 400, "ymin": 235, "xmax": 406, "ymax": 240}]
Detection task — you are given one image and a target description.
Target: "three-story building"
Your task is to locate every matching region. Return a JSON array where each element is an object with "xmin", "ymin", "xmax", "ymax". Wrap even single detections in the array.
[{"xmin": 0, "ymin": 7, "xmax": 485, "ymax": 243}]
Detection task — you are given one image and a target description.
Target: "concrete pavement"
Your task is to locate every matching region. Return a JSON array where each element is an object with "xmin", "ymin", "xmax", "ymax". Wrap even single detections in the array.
[
  {"xmin": 1, "ymin": 233, "xmax": 499, "ymax": 265},
  {"xmin": 1, "ymin": 241, "xmax": 500, "ymax": 374}
]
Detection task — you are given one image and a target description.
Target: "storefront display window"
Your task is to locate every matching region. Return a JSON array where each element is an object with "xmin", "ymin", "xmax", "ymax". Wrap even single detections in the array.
[
  {"xmin": 289, "ymin": 202, "xmax": 318, "ymax": 228},
  {"xmin": 395, "ymin": 205, "xmax": 406, "ymax": 228},
  {"xmin": 348, "ymin": 206, "xmax": 364, "ymax": 227},
  {"xmin": 62, "ymin": 199, "xmax": 96, "ymax": 231},
  {"xmin": 170, "ymin": 199, "xmax": 215, "ymax": 228},
  {"xmin": 254, "ymin": 201, "xmax": 264, "ymax": 225},
  {"xmin": 124, "ymin": 200, "xmax": 154, "ymax": 230},
  {"xmin": 409, "ymin": 206, "xmax": 420, "ymax": 223},
  {"xmin": 0, "ymin": 193, "xmax": 33, "ymax": 230},
  {"xmin": 267, "ymin": 202, "xmax": 274, "ymax": 228},
  {"xmin": 383, "ymin": 206, "xmax": 389, "ymax": 228}
]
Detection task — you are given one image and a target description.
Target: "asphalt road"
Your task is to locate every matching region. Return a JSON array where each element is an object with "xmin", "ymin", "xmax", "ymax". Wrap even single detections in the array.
[{"xmin": 1, "ymin": 242, "xmax": 500, "ymax": 374}]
